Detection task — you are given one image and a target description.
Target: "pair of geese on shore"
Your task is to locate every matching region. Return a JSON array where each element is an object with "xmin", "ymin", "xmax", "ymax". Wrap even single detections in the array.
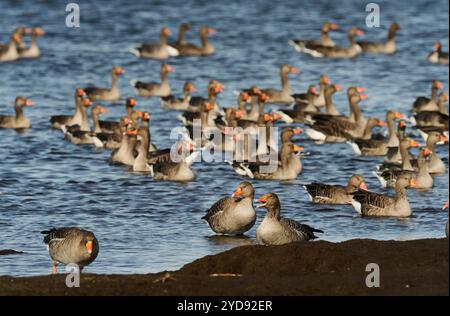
[{"xmin": 0, "ymin": 27, "xmax": 44, "ymax": 62}]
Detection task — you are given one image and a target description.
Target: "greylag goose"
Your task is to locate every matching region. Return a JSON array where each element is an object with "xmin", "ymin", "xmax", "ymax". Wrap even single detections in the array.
[
  {"xmin": 41, "ymin": 227, "xmax": 99, "ymax": 274},
  {"xmin": 289, "ymin": 22, "xmax": 339, "ymax": 54},
  {"xmin": 301, "ymin": 27, "xmax": 364, "ymax": 59},
  {"xmin": 0, "ymin": 96, "xmax": 34, "ymax": 129},
  {"xmin": 131, "ymin": 63, "xmax": 174, "ymax": 97},
  {"xmin": 61, "ymin": 98, "xmax": 93, "ymax": 133},
  {"xmin": 110, "ymin": 127, "xmax": 138, "ymax": 166},
  {"xmin": 187, "ymin": 80, "xmax": 224, "ymax": 112},
  {"xmin": 235, "ymin": 142, "xmax": 303, "ymax": 180},
  {"xmin": 98, "ymin": 97, "xmax": 137, "ymax": 133},
  {"xmin": 64, "ymin": 105, "xmax": 109, "ymax": 145},
  {"xmin": 161, "ymin": 82, "xmax": 197, "ymax": 110},
  {"xmin": 18, "ymin": 27, "xmax": 45, "ymax": 59},
  {"xmin": 357, "ymin": 22, "xmax": 401, "ymax": 54},
  {"xmin": 351, "ymin": 174, "xmax": 416, "ymax": 217},
  {"xmin": 256, "ymin": 193, "xmax": 323, "ymax": 245},
  {"xmin": 84, "ymin": 66, "xmax": 124, "ymax": 101},
  {"xmin": 259, "ymin": 64, "xmax": 299, "ymax": 105},
  {"xmin": 375, "ymin": 147, "xmax": 433, "ymax": 189},
  {"xmin": 50, "ymin": 88, "xmax": 86, "ymax": 130},
  {"xmin": 202, "ymin": 182, "xmax": 256, "ymax": 235},
  {"xmin": 280, "ymin": 86, "xmax": 318, "ymax": 122},
  {"xmin": 348, "ymin": 110, "xmax": 404, "ymax": 156},
  {"xmin": 384, "ymin": 120, "xmax": 407, "ymax": 163},
  {"xmin": 412, "ymin": 80, "xmax": 444, "ymax": 113},
  {"xmin": 444, "ymin": 201, "xmax": 449, "ymax": 238},
  {"xmin": 304, "ymin": 84, "xmax": 343, "ymax": 121},
  {"xmin": 428, "ymin": 42, "xmax": 449, "ymax": 65},
  {"xmin": 376, "ymin": 137, "xmax": 420, "ymax": 174},
  {"xmin": 132, "ymin": 127, "xmax": 152, "ymax": 173},
  {"xmin": 292, "ymin": 74, "xmax": 331, "ymax": 107},
  {"xmin": 0, "ymin": 32, "xmax": 22, "ymax": 62},
  {"xmin": 178, "ymin": 26, "xmax": 216, "ymax": 56},
  {"xmin": 421, "ymin": 131, "xmax": 447, "ymax": 174},
  {"xmin": 130, "ymin": 27, "xmax": 179, "ymax": 59},
  {"xmin": 413, "ymin": 92, "xmax": 449, "ymax": 128},
  {"xmin": 304, "ymin": 174, "xmax": 367, "ymax": 205},
  {"xmin": 169, "ymin": 23, "xmax": 190, "ymax": 51},
  {"xmin": 93, "ymin": 116, "xmax": 130, "ymax": 150}
]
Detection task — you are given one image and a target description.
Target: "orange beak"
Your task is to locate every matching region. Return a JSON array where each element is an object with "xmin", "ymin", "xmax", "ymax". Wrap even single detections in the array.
[
  {"xmin": 86, "ymin": 241, "xmax": 93, "ymax": 254},
  {"xmin": 232, "ymin": 187, "xmax": 243, "ymax": 198},
  {"xmin": 263, "ymin": 114, "xmax": 272, "ymax": 122},
  {"xmin": 356, "ymin": 29, "xmax": 365, "ymax": 36},
  {"xmin": 255, "ymin": 195, "xmax": 269, "ymax": 208},
  {"xmin": 410, "ymin": 140, "xmax": 420, "ymax": 148},
  {"xmin": 290, "ymin": 67, "xmax": 300, "ymax": 74},
  {"xmin": 335, "ymin": 84, "xmax": 343, "ymax": 91},
  {"xmin": 127, "ymin": 129, "xmax": 138, "ymax": 136},
  {"xmin": 123, "ymin": 117, "xmax": 131, "ymax": 125},
  {"xmin": 163, "ymin": 28, "xmax": 171, "ymax": 36},
  {"xmin": 394, "ymin": 112, "xmax": 405, "ymax": 119},
  {"xmin": 129, "ymin": 98, "xmax": 138, "ymax": 107},
  {"xmin": 214, "ymin": 83, "xmax": 224, "ymax": 93},
  {"xmin": 166, "ymin": 65, "xmax": 175, "ymax": 72},
  {"xmin": 443, "ymin": 201, "xmax": 449, "ymax": 210},
  {"xmin": 293, "ymin": 128, "xmax": 303, "ymax": 135},
  {"xmin": 77, "ymin": 89, "xmax": 86, "ymax": 97},
  {"xmin": 252, "ymin": 87, "xmax": 262, "ymax": 95},
  {"xmin": 205, "ymin": 102, "xmax": 214, "ymax": 111},
  {"xmin": 293, "ymin": 145, "xmax": 304, "ymax": 152},
  {"xmin": 330, "ymin": 23, "xmax": 339, "ymax": 30},
  {"xmin": 378, "ymin": 121, "xmax": 387, "ymax": 127},
  {"xmin": 359, "ymin": 94, "xmax": 368, "ymax": 100},
  {"xmin": 115, "ymin": 67, "xmax": 124, "ymax": 75},
  {"xmin": 409, "ymin": 179, "xmax": 418, "ymax": 188},
  {"xmin": 399, "ymin": 121, "xmax": 407, "ymax": 127},
  {"xmin": 422, "ymin": 148, "xmax": 433, "ymax": 156},
  {"xmin": 241, "ymin": 92, "xmax": 250, "ymax": 102},
  {"xmin": 207, "ymin": 28, "xmax": 217, "ymax": 35},
  {"xmin": 356, "ymin": 87, "xmax": 365, "ymax": 93},
  {"xmin": 26, "ymin": 100, "xmax": 34, "ymax": 106},
  {"xmin": 359, "ymin": 182, "xmax": 368, "ymax": 190},
  {"xmin": 144, "ymin": 113, "xmax": 151, "ymax": 120},
  {"xmin": 83, "ymin": 99, "xmax": 92, "ymax": 106},
  {"xmin": 189, "ymin": 84, "xmax": 197, "ymax": 93},
  {"xmin": 311, "ymin": 87, "xmax": 318, "ymax": 95},
  {"xmin": 439, "ymin": 134, "xmax": 449, "ymax": 143},
  {"xmin": 323, "ymin": 76, "xmax": 331, "ymax": 85},
  {"xmin": 260, "ymin": 93, "xmax": 270, "ymax": 102},
  {"xmin": 436, "ymin": 81, "xmax": 444, "ymax": 89},
  {"xmin": 100, "ymin": 107, "xmax": 109, "ymax": 113},
  {"xmin": 235, "ymin": 110, "xmax": 246, "ymax": 119}
]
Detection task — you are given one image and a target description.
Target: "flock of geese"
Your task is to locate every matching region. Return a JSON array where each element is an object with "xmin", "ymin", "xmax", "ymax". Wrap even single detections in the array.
[{"xmin": 0, "ymin": 21, "xmax": 448, "ymax": 273}]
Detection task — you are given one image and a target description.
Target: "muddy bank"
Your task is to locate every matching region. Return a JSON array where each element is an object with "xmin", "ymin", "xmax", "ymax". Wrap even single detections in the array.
[{"xmin": 0, "ymin": 239, "xmax": 447, "ymax": 296}]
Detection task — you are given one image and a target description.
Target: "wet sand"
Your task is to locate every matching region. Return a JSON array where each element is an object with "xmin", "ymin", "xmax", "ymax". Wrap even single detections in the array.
[{"xmin": 0, "ymin": 238, "xmax": 448, "ymax": 296}]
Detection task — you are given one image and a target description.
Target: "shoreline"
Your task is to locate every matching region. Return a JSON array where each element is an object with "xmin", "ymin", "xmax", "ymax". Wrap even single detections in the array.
[{"xmin": 0, "ymin": 238, "xmax": 448, "ymax": 296}]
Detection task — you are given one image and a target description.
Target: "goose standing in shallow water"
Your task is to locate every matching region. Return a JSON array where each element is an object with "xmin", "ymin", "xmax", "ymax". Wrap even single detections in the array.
[
  {"xmin": 131, "ymin": 63, "xmax": 175, "ymax": 97},
  {"xmin": 130, "ymin": 27, "xmax": 179, "ymax": 59},
  {"xmin": 0, "ymin": 96, "xmax": 34, "ymax": 129},
  {"xmin": 428, "ymin": 42, "xmax": 449, "ymax": 65},
  {"xmin": 256, "ymin": 193, "xmax": 323, "ymax": 245},
  {"xmin": 202, "ymin": 182, "xmax": 256, "ymax": 235},
  {"xmin": 357, "ymin": 22, "xmax": 401, "ymax": 54},
  {"xmin": 84, "ymin": 66, "xmax": 124, "ymax": 101},
  {"xmin": 41, "ymin": 227, "xmax": 99, "ymax": 274},
  {"xmin": 351, "ymin": 174, "xmax": 417, "ymax": 217},
  {"xmin": 303, "ymin": 175, "xmax": 367, "ymax": 205}
]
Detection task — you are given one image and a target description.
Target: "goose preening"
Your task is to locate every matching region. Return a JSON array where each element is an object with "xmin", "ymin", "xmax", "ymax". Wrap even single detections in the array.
[
  {"xmin": 18, "ymin": 27, "xmax": 45, "ymax": 59},
  {"xmin": 50, "ymin": 88, "xmax": 86, "ymax": 130},
  {"xmin": 0, "ymin": 96, "xmax": 34, "ymax": 129},
  {"xmin": 255, "ymin": 193, "xmax": 323, "ymax": 245},
  {"xmin": 412, "ymin": 80, "xmax": 444, "ymax": 113},
  {"xmin": 297, "ymin": 27, "xmax": 364, "ymax": 59},
  {"xmin": 303, "ymin": 174, "xmax": 367, "ymax": 205},
  {"xmin": 427, "ymin": 41, "xmax": 449, "ymax": 65},
  {"xmin": 356, "ymin": 22, "xmax": 401, "ymax": 54},
  {"xmin": 130, "ymin": 27, "xmax": 179, "ymax": 59},
  {"xmin": 351, "ymin": 174, "xmax": 416, "ymax": 217},
  {"xmin": 177, "ymin": 26, "xmax": 216, "ymax": 56},
  {"xmin": 161, "ymin": 82, "xmax": 197, "ymax": 110},
  {"xmin": 84, "ymin": 66, "xmax": 124, "ymax": 101},
  {"xmin": 131, "ymin": 63, "xmax": 175, "ymax": 97},
  {"xmin": 41, "ymin": 227, "xmax": 99, "ymax": 274},
  {"xmin": 202, "ymin": 182, "xmax": 256, "ymax": 235},
  {"xmin": 289, "ymin": 22, "xmax": 339, "ymax": 54}
]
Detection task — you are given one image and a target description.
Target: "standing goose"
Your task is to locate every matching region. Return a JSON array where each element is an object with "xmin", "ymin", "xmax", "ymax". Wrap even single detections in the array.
[
  {"xmin": 289, "ymin": 22, "xmax": 339, "ymax": 54},
  {"xmin": 0, "ymin": 32, "xmax": 22, "ymax": 62},
  {"xmin": 18, "ymin": 27, "xmax": 45, "ymax": 59},
  {"xmin": 256, "ymin": 193, "xmax": 323, "ymax": 245},
  {"xmin": 169, "ymin": 23, "xmax": 190, "ymax": 50},
  {"xmin": 130, "ymin": 27, "xmax": 179, "ymax": 59},
  {"xmin": 259, "ymin": 64, "xmax": 300, "ymax": 105},
  {"xmin": 303, "ymin": 174, "xmax": 368, "ymax": 205},
  {"xmin": 64, "ymin": 105, "xmax": 109, "ymax": 145},
  {"xmin": 412, "ymin": 80, "xmax": 444, "ymax": 113},
  {"xmin": 41, "ymin": 227, "xmax": 99, "ymax": 274},
  {"xmin": 50, "ymin": 88, "xmax": 86, "ymax": 130},
  {"xmin": 0, "ymin": 96, "xmax": 34, "ymax": 129},
  {"xmin": 202, "ymin": 182, "xmax": 256, "ymax": 235},
  {"xmin": 413, "ymin": 92, "xmax": 449, "ymax": 128},
  {"xmin": 348, "ymin": 110, "xmax": 404, "ymax": 156},
  {"xmin": 357, "ymin": 22, "xmax": 401, "ymax": 54},
  {"xmin": 302, "ymin": 28, "xmax": 364, "ymax": 59},
  {"xmin": 131, "ymin": 63, "xmax": 175, "ymax": 97},
  {"xmin": 427, "ymin": 42, "xmax": 449, "ymax": 65},
  {"xmin": 84, "ymin": 66, "xmax": 124, "ymax": 101},
  {"xmin": 178, "ymin": 26, "xmax": 216, "ymax": 56},
  {"xmin": 375, "ymin": 147, "xmax": 433, "ymax": 189},
  {"xmin": 351, "ymin": 174, "xmax": 417, "ymax": 217},
  {"xmin": 161, "ymin": 82, "xmax": 197, "ymax": 110},
  {"xmin": 98, "ymin": 97, "xmax": 138, "ymax": 133}
]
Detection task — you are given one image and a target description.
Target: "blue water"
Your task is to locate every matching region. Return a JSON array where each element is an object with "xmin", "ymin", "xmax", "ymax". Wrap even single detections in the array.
[{"xmin": 0, "ymin": 0, "xmax": 448, "ymax": 276}]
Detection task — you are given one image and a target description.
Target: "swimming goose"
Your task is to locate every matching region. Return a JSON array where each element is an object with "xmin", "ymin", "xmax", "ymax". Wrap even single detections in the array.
[
  {"xmin": 259, "ymin": 64, "xmax": 299, "ymax": 105},
  {"xmin": 412, "ymin": 80, "xmax": 444, "ymax": 113},
  {"xmin": 187, "ymin": 80, "xmax": 224, "ymax": 112},
  {"xmin": 0, "ymin": 32, "xmax": 22, "ymax": 62},
  {"xmin": 64, "ymin": 105, "xmax": 109, "ymax": 145},
  {"xmin": 41, "ymin": 227, "xmax": 99, "ymax": 274},
  {"xmin": 377, "ymin": 137, "xmax": 420, "ymax": 174},
  {"xmin": 169, "ymin": 23, "xmax": 190, "ymax": 51},
  {"xmin": 256, "ymin": 193, "xmax": 323, "ymax": 245},
  {"xmin": 357, "ymin": 22, "xmax": 401, "ymax": 54},
  {"xmin": 94, "ymin": 116, "xmax": 130, "ymax": 150},
  {"xmin": 50, "ymin": 88, "xmax": 86, "ymax": 130},
  {"xmin": 18, "ymin": 27, "xmax": 45, "ymax": 59},
  {"xmin": 351, "ymin": 174, "xmax": 416, "ymax": 217},
  {"xmin": 98, "ymin": 97, "xmax": 137, "ymax": 133},
  {"xmin": 413, "ymin": 92, "xmax": 449, "ymax": 128},
  {"xmin": 304, "ymin": 84, "xmax": 343, "ymax": 121},
  {"xmin": 292, "ymin": 74, "xmax": 331, "ymax": 107},
  {"xmin": 202, "ymin": 182, "xmax": 256, "ymax": 235},
  {"xmin": 348, "ymin": 110, "xmax": 403, "ymax": 156},
  {"xmin": 132, "ymin": 127, "xmax": 152, "ymax": 173},
  {"xmin": 178, "ymin": 26, "xmax": 216, "ymax": 56},
  {"xmin": 375, "ymin": 147, "xmax": 433, "ymax": 189},
  {"xmin": 131, "ymin": 63, "xmax": 174, "ymax": 97},
  {"xmin": 130, "ymin": 27, "xmax": 179, "ymax": 59},
  {"xmin": 280, "ymin": 86, "xmax": 318, "ymax": 122},
  {"xmin": 384, "ymin": 120, "xmax": 407, "ymax": 163},
  {"xmin": 301, "ymin": 27, "xmax": 364, "ymax": 59},
  {"xmin": 161, "ymin": 82, "xmax": 197, "ymax": 110},
  {"xmin": 0, "ymin": 96, "xmax": 34, "ymax": 129},
  {"xmin": 421, "ymin": 131, "xmax": 447, "ymax": 174},
  {"xmin": 427, "ymin": 42, "xmax": 449, "ymax": 65},
  {"xmin": 304, "ymin": 174, "xmax": 367, "ymax": 205},
  {"xmin": 289, "ymin": 22, "xmax": 339, "ymax": 54},
  {"xmin": 84, "ymin": 66, "xmax": 124, "ymax": 101},
  {"xmin": 61, "ymin": 98, "xmax": 93, "ymax": 133},
  {"xmin": 110, "ymin": 127, "xmax": 138, "ymax": 166}
]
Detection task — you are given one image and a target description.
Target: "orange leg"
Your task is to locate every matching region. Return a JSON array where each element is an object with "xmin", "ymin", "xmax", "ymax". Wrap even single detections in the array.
[{"xmin": 52, "ymin": 261, "xmax": 57, "ymax": 274}]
